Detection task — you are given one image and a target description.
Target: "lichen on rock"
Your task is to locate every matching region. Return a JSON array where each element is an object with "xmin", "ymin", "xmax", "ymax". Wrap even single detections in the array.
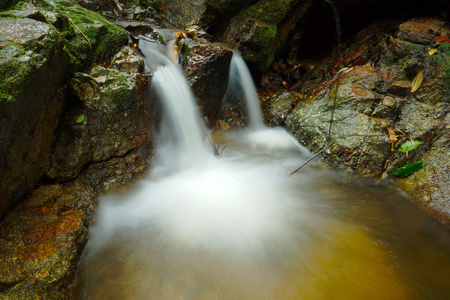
[{"xmin": 283, "ymin": 17, "xmax": 450, "ymax": 222}]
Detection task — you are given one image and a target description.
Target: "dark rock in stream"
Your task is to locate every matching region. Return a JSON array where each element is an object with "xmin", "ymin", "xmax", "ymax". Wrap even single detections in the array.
[
  {"xmin": 283, "ymin": 17, "xmax": 450, "ymax": 223},
  {"xmin": 47, "ymin": 60, "xmax": 152, "ymax": 180},
  {"xmin": 186, "ymin": 44, "xmax": 233, "ymax": 125}
]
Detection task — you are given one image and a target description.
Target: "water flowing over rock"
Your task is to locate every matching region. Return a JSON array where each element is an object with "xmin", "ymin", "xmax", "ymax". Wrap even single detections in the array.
[{"xmin": 284, "ymin": 17, "xmax": 450, "ymax": 222}]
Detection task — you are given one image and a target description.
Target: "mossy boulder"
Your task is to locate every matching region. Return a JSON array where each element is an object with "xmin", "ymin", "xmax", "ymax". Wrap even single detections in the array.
[
  {"xmin": 47, "ymin": 61, "xmax": 152, "ymax": 180},
  {"xmin": 0, "ymin": 0, "xmax": 130, "ymax": 218},
  {"xmin": 44, "ymin": 0, "xmax": 128, "ymax": 72},
  {"xmin": 218, "ymin": 0, "xmax": 312, "ymax": 76},
  {"xmin": 284, "ymin": 18, "xmax": 450, "ymax": 222},
  {"xmin": 0, "ymin": 16, "xmax": 69, "ymax": 219}
]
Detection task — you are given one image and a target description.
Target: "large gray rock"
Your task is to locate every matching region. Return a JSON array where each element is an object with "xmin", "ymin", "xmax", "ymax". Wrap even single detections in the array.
[
  {"xmin": 217, "ymin": 0, "xmax": 313, "ymax": 76},
  {"xmin": 284, "ymin": 18, "xmax": 450, "ymax": 223},
  {"xmin": 0, "ymin": 17, "xmax": 70, "ymax": 219}
]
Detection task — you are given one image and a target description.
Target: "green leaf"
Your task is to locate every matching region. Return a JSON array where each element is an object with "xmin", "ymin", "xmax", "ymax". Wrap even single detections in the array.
[
  {"xmin": 399, "ymin": 140, "xmax": 422, "ymax": 153},
  {"xmin": 45, "ymin": 0, "xmax": 58, "ymax": 9},
  {"xmin": 76, "ymin": 114, "xmax": 85, "ymax": 123},
  {"xmin": 392, "ymin": 160, "xmax": 424, "ymax": 177}
]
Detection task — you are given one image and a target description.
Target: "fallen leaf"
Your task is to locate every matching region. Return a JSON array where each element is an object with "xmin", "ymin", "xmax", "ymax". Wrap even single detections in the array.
[
  {"xmin": 392, "ymin": 160, "xmax": 424, "ymax": 177},
  {"xmin": 428, "ymin": 48, "xmax": 438, "ymax": 55},
  {"xmin": 76, "ymin": 114, "xmax": 85, "ymax": 123},
  {"xmin": 399, "ymin": 140, "xmax": 422, "ymax": 154},
  {"xmin": 434, "ymin": 34, "xmax": 450, "ymax": 43},
  {"xmin": 386, "ymin": 127, "xmax": 397, "ymax": 151},
  {"xmin": 410, "ymin": 70, "xmax": 423, "ymax": 93}
]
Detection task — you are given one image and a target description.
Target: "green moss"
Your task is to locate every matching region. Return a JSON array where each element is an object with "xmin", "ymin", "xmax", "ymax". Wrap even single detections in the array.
[
  {"xmin": 0, "ymin": 88, "xmax": 14, "ymax": 102},
  {"xmin": 248, "ymin": 21, "xmax": 277, "ymax": 72},
  {"xmin": 243, "ymin": 0, "xmax": 299, "ymax": 25},
  {"xmin": 110, "ymin": 85, "xmax": 131, "ymax": 103},
  {"xmin": 0, "ymin": 0, "xmax": 20, "ymax": 10},
  {"xmin": 0, "ymin": 42, "xmax": 33, "ymax": 101},
  {"xmin": 47, "ymin": 0, "xmax": 127, "ymax": 72}
]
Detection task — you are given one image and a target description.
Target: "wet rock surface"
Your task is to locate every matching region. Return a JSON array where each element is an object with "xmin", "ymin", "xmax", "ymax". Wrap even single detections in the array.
[
  {"xmin": 186, "ymin": 44, "xmax": 233, "ymax": 124},
  {"xmin": 46, "ymin": 62, "xmax": 152, "ymax": 180},
  {"xmin": 0, "ymin": 0, "xmax": 129, "ymax": 218},
  {"xmin": 283, "ymin": 17, "xmax": 450, "ymax": 223},
  {"xmin": 0, "ymin": 181, "xmax": 95, "ymax": 299},
  {"xmin": 2, "ymin": 1, "xmax": 450, "ymax": 298}
]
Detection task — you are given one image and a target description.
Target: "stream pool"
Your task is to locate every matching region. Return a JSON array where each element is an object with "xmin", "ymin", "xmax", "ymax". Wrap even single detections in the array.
[{"xmin": 75, "ymin": 127, "xmax": 450, "ymax": 300}]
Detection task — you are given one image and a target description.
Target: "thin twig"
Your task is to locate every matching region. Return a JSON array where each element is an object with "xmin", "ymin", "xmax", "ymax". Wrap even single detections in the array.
[
  {"xmin": 219, "ymin": 145, "xmax": 227, "ymax": 158},
  {"xmin": 328, "ymin": 76, "xmax": 340, "ymax": 141},
  {"xmin": 69, "ymin": 18, "xmax": 92, "ymax": 48},
  {"xmin": 291, "ymin": 0, "xmax": 343, "ymax": 174},
  {"xmin": 200, "ymin": 123, "xmax": 220, "ymax": 156},
  {"xmin": 290, "ymin": 143, "xmax": 333, "ymax": 175},
  {"xmin": 125, "ymin": 162, "xmax": 139, "ymax": 181}
]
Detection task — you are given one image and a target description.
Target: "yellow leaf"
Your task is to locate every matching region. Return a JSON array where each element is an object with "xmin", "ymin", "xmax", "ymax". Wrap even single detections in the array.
[
  {"xmin": 410, "ymin": 70, "xmax": 423, "ymax": 93},
  {"xmin": 428, "ymin": 48, "xmax": 438, "ymax": 55}
]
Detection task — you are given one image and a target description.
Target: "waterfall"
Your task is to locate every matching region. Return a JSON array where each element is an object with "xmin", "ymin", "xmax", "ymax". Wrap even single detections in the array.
[
  {"xmin": 139, "ymin": 39, "xmax": 209, "ymax": 170},
  {"xmin": 229, "ymin": 52, "xmax": 265, "ymax": 129},
  {"xmin": 76, "ymin": 33, "xmax": 450, "ymax": 300}
]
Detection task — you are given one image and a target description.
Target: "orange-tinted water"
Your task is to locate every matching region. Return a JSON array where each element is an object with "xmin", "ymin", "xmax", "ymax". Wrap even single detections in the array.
[{"xmin": 76, "ymin": 129, "xmax": 450, "ymax": 300}]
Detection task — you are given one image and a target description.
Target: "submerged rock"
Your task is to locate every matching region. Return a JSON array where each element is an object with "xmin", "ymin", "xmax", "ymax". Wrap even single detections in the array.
[{"xmin": 284, "ymin": 18, "xmax": 450, "ymax": 223}]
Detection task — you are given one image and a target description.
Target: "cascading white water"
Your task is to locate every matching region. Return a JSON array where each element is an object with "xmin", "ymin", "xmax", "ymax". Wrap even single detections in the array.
[
  {"xmin": 229, "ymin": 52, "xmax": 265, "ymax": 129},
  {"xmin": 139, "ymin": 38, "xmax": 209, "ymax": 170},
  {"xmin": 76, "ymin": 36, "xmax": 450, "ymax": 300}
]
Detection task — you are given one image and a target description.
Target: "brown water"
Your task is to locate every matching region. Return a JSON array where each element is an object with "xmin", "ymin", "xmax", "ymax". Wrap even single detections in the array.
[{"xmin": 76, "ymin": 128, "xmax": 450, "ymax": 300}]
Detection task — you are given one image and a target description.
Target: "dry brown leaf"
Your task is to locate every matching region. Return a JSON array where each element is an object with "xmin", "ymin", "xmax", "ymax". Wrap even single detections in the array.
[
  {"xmin": 435, "ymin": 34, "xmax": 450, "ymax": 43},
  {"xmin": 386, "ymin": 126, "xmax": 397, "ymax": 151},
  {"xmin": 410, "ymin": 70, "xmax": 423, "ymax": 93}
]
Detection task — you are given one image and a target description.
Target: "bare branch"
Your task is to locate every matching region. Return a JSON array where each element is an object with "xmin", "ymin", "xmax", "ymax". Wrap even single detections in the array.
[{"xmin": 290, "ymin": 143, "xmax": 332, "ymax": 175}]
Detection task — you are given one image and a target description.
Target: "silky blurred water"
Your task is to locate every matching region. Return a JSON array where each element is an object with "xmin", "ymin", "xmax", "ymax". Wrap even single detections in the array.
[
  {"xmin": 76, "ymin": 127, "xmax": 450, "ymax": 300},
  {"xmin": 75, "ymin": 37, "xmax": 450, "ymax": 300}
]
